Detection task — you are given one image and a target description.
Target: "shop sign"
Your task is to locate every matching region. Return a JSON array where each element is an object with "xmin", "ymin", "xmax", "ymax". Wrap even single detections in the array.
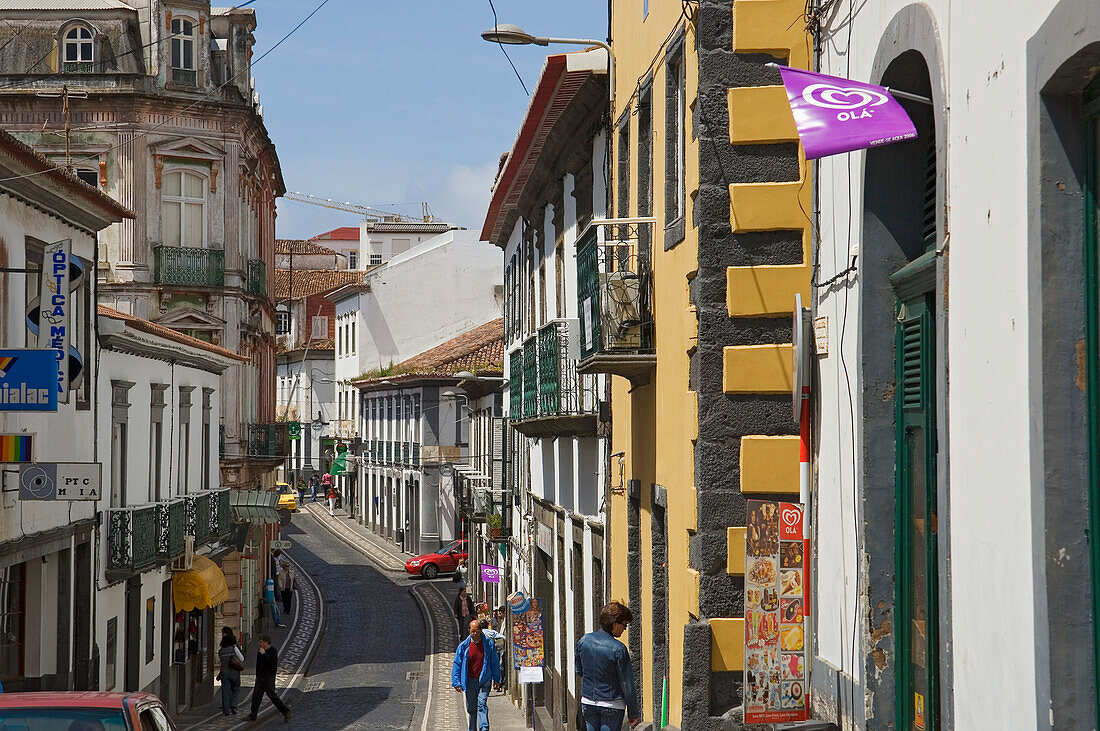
[
  {"xmin": 19, "ymin": 462, "xmax": 101, "ymax": 500},
  {"xmin": 38, "ymin": 239, "xmax": 72, "ymax": 402},
  {"xmin": 288, "ymin": 422, "xmax": 301, "ymax": 441},
  {"xmin": 480, "ymin": 563, "xmax": 502, "ymax": 583},
  {"xmin": 270, "ymin": 540, "xmax": 292, "ymax": 550},
  {"xmin": 744, "ymin": 500, "xmax": 808, "ymax": 724},
  {"xmin": 0, "ymin": 434, "xmax": 34, "ymax": 462},
  {"xmin": 511, "ymin": 597, "xmax": 544, "ymax": 683},
  {"xmin": 0, "ymin": 350, "xmax": 58, "ymax": 412},
  {"xmin": 536, "ymin": 522, "xmax": 552, "ymax": 556}
]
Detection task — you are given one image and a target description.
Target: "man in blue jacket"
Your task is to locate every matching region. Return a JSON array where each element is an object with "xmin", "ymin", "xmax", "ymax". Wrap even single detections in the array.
[
  {"xmin": 576, "ymin": 601, "xmax": 640, "ymax": 730},
  {"xmin": 452, "ymin": 618, "xmax": 502, "ymax": 731}
]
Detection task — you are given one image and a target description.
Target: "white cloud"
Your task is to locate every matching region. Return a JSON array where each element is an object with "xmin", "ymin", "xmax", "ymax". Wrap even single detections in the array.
[{"xmin": 424, "ymin": 160, "xmax": 500, "ymax": 231}]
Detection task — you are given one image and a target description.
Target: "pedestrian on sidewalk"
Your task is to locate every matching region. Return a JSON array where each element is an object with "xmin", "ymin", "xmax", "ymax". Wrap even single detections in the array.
[
  {"xmin": 248, "ymin": 634, "xmax": 291, "ymax": 723},
  {"xmin": 453, "ymin": 558, "xmax": 468, "ymax": 585},
  {"xmin": 309, "ymin": 472, "xmax": 320, "ymax": 503},
  {"xmin": 575, "ymin": 601, "xmax": 641, "ymax": 731},
  {"xmin": 327, "ymin": 484, "xmax": 337, "ymax": 516},
  {"xmin": 454, "ymin": 586, "xmax": 475, "ymax": 638},
  {"xmin": 264, "ymin": 576, "xmax": 286, "ymax": 628},
  {"xmin": 217, "ymin": 627, "xmax": 245, "ymax": 715},
  {"xmin": 278, "ymin": 560, "xmax": 295, "ymax": 615},
  {"xmin": 452, "ymin": 618, "xmax": 502, "ymax": 731}
]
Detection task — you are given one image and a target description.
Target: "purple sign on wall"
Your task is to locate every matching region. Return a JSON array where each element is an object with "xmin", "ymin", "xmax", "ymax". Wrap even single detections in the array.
[
  {"xmin": 480, "ymin": 563, "xmax": 502, "ymax": 583},
  {"xmin": 777, "ymin": 66, "xmax": 918, "ymax": 159}
]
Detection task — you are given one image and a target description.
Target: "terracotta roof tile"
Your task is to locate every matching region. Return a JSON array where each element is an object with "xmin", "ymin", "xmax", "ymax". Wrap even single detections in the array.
[
  {"xmin": 275, "ymin": 239, "xmax": 343, "ymax": 256},
  {"xmin": 311, "ymin": 227, "xmax": 360, "ymax": 241},
  {"xmin": 97, "ymin": 306, "xmax": 248, "ymax": 361},
  {"xmin": 355, "ymin": 319, "xmax": 503, "ymax": 384},
  {"xmin": 274, "ymin": 269, "xmax": 366, "ymax": 300}
]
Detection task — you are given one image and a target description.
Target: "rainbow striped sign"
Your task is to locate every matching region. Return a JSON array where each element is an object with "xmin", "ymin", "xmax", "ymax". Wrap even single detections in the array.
[{"xmin": 0, "ymin": 434, "xmax": 33, "ymax": 463}]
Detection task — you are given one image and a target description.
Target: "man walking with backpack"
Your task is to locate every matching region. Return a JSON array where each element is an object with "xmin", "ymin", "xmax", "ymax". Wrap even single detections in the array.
[{"xmin": 248, "ymin": 634, "xmax": 291, "ymax": 723}]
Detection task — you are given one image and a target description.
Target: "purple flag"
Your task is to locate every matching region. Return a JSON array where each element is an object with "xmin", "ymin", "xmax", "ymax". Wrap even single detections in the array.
[
  {"xmin": 480, "ymin": 563, "xmax": 502, "ymax": 583},
  {"xmin": 778, "ymin": 66, "xmax": 918, "ymax": 159}
]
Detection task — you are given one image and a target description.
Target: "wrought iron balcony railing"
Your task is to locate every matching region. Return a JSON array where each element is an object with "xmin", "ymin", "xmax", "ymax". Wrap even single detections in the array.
[
  {"xmin": 171, "ymin": 67, "xmax": 197, "ymax": 86},
  {"xmin": 153, "ymin": 245, "xmax": 225, "ymax": 286},
  {"xmin": 247, "ymin": 259, "xmax": 267, "ymax": 297},
  {"xmin": 522, "ymin": 338, "xmax": 537, "ymax": 419},
  {"xmin": 575, "ymin": 219, "xmax": 657, "ymax": 386},
  {"xmin": 511, "ymin": 321, "xmax": 599, "ymax": 437},
  {"xmin": 106, "ymin": 504, "xmax": 158, "ymax": 575},
  {"xmin": 155, "ymin": 499, "xmax": 185, "ymax": 562},
  {"xmin": 509, "ymin": 349, "xmax": 523, "ymax": 417},
  {"xmin": 184, "ymin": 493, "xmax": 211, "ymax": 545},
  {"xmin": 247, "ymin": 423, "xmax": 289, "ymax": 459},
  {"xmin": 210, "ymin": 487, "xmax": 231, "ymax": 537},
  {"xmin": 411, "ymin": 442, "xmax": 420, "ymax": 466}
]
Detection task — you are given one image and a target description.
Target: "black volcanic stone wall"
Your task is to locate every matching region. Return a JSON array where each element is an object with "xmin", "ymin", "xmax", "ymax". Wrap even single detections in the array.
[{"xmin": 683, "ymin": 2, "xmax": 804, "ymax": 728}]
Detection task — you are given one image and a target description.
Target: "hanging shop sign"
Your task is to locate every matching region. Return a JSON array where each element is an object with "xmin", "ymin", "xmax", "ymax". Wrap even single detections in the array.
[
  {"xmin": 0, "ymin": 434, "xmax": 33, "ymax": 462},
  {"xmin": 512, "ymin": 596, "xmax": 544, "ymax": 684},
  {"xmin": 480, "ymin": 563, "xmax": 502, "ymax": 583},
  {"xmin": 536, "ymin": 522, "xmax": 552, "ymax": 556},
  {"xmin": 744, "ymin": 500, "xmax": 808, "ymax": 724},
  {"xmin": 507, "ymin": 589, "xmax": 531, "ymax": 614},
  {"xmin": 19, "ymin": 462, "xmax": 101, "ymax": 500},
  {"xmin": 0, "ymin": 350, "xmax": 58, "ymax": 412},
  {"xmin": 777, "ymin": 66, "xmax": 918, "ymax": 159},
  {"xmin": 288, "ymin": 422, "xmax": 302, "ymax": 441},
  {"xmin": 35, "ymin": 240, "xmax": 82, "ymax": 402}
]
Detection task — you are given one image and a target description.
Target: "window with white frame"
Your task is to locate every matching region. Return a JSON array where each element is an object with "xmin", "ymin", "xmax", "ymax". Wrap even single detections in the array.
[
  {"xmin": 370, "ymin": 253, "xmax": 382, "ymax": 266},
  {"xmin": 162, "ymin": 170, "xmax": 205, "ymax": 247},
  {"xmin": 170, "ymin": 17, "xmax": 197, "ymax": 85},
  {"xmin": 276, "ymin": 309, "xmax": 290, "ymax": 335},
  {"xmin": 63, "ymin": 25, "xmax": 94, "ymax": 71},
  {"xmin": 349, "ymin": 251, "xmax": 358, "ymax": 268}
]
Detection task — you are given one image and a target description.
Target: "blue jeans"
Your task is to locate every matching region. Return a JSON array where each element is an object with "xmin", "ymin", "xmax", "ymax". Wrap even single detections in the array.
[
  {"xmin": 220, "ymin": 674, "xmax": 240, "ymax": 714},
  {"xmin": 463, "ymin": 680, "xmax": 490, "ymax": 731},
  {"xmin": 267, "ymin": 599, "xmax": 282, "ymax": 626},
  {"xmin": 581, "ymin": 704, "xmax": 625, "ymax": 731}
]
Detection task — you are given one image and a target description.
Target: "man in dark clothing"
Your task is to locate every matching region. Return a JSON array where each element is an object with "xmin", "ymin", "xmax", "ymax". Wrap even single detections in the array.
[
  {"xmin": 454, "ymin": 586, "xmax": 475, "ymax": 638},
  {"xmin": 309, "ymin": 473, "xmax": 320, "ymax": 502},
  {"xmin": 452, "ymin": 619, "xmax": 502, "ymax": 731},
  {"xmin": 248, "ymin": 634, "xmax": 291, "ymax": 723},
  {"xmin": 576, "ymin": 602, "xmax": 640, "ymax": 730}
]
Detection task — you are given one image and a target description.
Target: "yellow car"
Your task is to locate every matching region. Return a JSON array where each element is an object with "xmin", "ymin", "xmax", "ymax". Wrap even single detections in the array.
[{"xmin": 275, "ymin": 482, "xmax": 298, "ymax": 512}]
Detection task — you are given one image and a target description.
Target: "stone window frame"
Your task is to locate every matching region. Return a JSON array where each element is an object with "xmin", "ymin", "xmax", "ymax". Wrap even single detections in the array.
[
  {"xmin": 150, "ymin": 384, "xmax": 168, "ymax": 502},
  {"xmin": 160, "ymin": 167, "xmax": 209, "ymax": 249},
  {"xmin": 169, "ymin": 14, "xmax": 199, "ymax": 85},
  {"xmin": 663, "ymin": 29, "xmax": 687, "ymax": 250},
  {"xmin": 59, "ymin": 21, "xmax": 96, "ymax": 72},
  {"xmin": 177, "ymin": 386, "xmax": 194, "ymax": 496},
  {"xmin": 201, "ymin": 387, "xmax": 214, "ymax": 491},
  {"xmin": 110, "ymin": 380, "xmax": 133, "ymax": 508}
]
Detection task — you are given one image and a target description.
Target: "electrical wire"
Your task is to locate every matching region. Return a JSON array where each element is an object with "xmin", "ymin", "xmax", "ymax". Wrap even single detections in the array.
[
  {"xmin": 486, "ymin": 0, "xmax": 529, "ymax": 96},
  {"xmin": 0, "ymin": 0, "xmax": 328, "ymax": 186}
]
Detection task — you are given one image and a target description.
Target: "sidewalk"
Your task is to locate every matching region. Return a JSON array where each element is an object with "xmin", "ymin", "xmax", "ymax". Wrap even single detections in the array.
[
  {"xmin": 303, "ymin": 502, "xmax": 529, "ymax": 730},
  {"xmin": 175, "ymin": 552, "xmax": 324, "ymax": 730}
]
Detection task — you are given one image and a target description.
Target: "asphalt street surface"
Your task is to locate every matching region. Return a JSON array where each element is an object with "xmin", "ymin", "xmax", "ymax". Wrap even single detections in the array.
[{"xmin": 260, "ymin": 510, "xmax": 445, "ymax": 729}]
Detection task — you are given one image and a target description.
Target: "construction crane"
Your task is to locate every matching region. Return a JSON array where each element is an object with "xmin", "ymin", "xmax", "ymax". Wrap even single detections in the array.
[{"xmin": 283, "ymin": 192, "xmax": 435, "ymax": 223}]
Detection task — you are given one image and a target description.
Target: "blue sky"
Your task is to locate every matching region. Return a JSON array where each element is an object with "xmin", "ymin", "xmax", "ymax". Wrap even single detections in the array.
[{"xmin": 250, "ymin": 1, "xmax": 608, "ymax": 239}]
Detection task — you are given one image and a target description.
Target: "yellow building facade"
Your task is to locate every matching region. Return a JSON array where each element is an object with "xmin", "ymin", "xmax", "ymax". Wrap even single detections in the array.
[{"xmin": 604, "ymin": 1, "xmax": 811, "ymax": 726}]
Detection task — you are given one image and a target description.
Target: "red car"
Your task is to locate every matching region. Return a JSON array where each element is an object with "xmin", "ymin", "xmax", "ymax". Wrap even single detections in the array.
[
  {"xmin": 405, "ymin": 539, "xmax": 469, "ymax": 579},
  {"xmin": 0, "ymin": 691, "xmax": 176, "ymax": 729}
]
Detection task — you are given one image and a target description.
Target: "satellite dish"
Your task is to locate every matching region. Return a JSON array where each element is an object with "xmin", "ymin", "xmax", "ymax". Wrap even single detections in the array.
[{"xmin": 792, "ymin": 293, "xmax": 812, "ymax": 422}]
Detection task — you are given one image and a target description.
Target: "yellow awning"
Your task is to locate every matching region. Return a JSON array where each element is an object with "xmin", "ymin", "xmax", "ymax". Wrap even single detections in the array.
[{"xmin": 173, "ymin": 555, "xmax": 229, "ymax": 612}]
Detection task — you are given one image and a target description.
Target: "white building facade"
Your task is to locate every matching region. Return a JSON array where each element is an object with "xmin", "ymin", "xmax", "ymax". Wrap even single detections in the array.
[{"xmin": 808, "ymin": 1, "xmax": 1100, "ymax": 729}]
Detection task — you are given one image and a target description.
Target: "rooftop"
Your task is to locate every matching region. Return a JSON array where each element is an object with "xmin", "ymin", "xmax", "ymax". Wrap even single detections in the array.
[
  {"xmin": 311, "ymin": 226, "xmax": 360, "ymax": 241},
  {"xmin": 97, "ymin": 306, "xmax": 247, "ymax": 362},
  {"xmin": 355, "ymin": 318, "xmax": 503, "ymax": 386},
  {"xmin": 274, "ymin": 269, "xmax": 366, "ymax": 301},
  {"xmin": 2, "ymin": 0, "xmax": 133, "ymax": 8},
  {"xmin": 275, "ymin": 239, "xmax": 343, "ymax": 257}
]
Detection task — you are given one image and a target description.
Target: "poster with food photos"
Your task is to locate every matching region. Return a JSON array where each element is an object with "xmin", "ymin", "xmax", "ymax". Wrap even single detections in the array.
[{"xmin": 745, "ymin": 500, "xmax": 808, "ymax": 723}]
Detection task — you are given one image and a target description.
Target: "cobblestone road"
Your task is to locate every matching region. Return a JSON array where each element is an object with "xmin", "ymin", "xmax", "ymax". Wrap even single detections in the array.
[{"xmin": 258, "ymin": 509, "xmax": 428, "ymax": 730}]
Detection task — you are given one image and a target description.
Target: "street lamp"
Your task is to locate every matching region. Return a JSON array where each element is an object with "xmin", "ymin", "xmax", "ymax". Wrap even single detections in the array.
[
  {"xmin": 453, "ymin": 370, "xmax": 507, "ymax": 384},
  {"xmin": 480, "ymin": 23, "xmax": 614, "ymax": 112}
]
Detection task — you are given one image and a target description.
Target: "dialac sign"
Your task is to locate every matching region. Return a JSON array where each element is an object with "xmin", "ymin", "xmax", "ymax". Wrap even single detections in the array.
[{"xmin": 0, "ymin": 350, "xmax": 59, "ymax": 411}]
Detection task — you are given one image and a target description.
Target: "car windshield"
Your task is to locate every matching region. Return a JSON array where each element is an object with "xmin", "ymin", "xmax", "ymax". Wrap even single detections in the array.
[
  {"xmin": 439, "ymin": 541, "xmax": 465, "ymax": 555},
  {"xmin": 0, "ymin": 707, "xmax": 129, "ymax": 730},
  {"xmin": 276, "ymin": 485, "xmax": 291, "ymax": 494}
]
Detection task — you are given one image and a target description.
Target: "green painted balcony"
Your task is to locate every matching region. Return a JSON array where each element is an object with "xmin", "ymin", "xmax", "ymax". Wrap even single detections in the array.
[
  {"xmin": 153, "ymin": 245, "xmax": 225, "ymax": 286},
  {"xmin": 247, "ymin": 259, "xmax": 267, "ymax": 297},
  {"xmin": 522, "ymin": 338, "xmax": 537, "ymax": 420},
  {"xmin": 510, "ymin": 320, "xmax": 599, "ymax": 438},
  {"xmin": 575, "ymin": 221, "xmax": 656, "ymax": 386}
]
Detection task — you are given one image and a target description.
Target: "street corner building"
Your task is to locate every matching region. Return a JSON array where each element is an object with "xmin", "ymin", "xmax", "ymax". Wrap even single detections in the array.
[
  {"xmin": 603, "ymin": 1, "xmax": 812, "ymax": 729},
  {"xmin": 807, "ymin": 0, "xmax": 1100, "ymax": 730}
]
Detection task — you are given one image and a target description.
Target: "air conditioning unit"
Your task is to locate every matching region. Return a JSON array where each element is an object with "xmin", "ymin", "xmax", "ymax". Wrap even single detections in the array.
[
  {"xmin": 172, "ymin": 536, "xmax": 195, "ymax": 571},
  {"xmin": 600, "ymin": 271, "xmax": 642, "ymax": 350}
]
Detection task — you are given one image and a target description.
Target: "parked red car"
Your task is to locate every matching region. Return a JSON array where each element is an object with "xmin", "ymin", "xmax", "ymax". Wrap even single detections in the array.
[
  {"xmin": 404, "ymin": 539, "xmax": 469, "ymax": 579},
  {"xmin": 0, "ymin": 691, "xmax": 176, "ymax": 729}
]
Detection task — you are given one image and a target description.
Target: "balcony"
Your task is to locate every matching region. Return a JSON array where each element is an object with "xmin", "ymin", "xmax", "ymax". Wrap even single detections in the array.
[
  {"xmin": 210, "ymin": 487, "xmax": 231, "ymax": 537},
  {"xmin": 247, "ymin": 422, "xmax": 289, "ymax": 459},
  {"xmin": 521, "ymin": 338, "xmax": 536, "ymax": 419},
  {"xmin": 247, "ymin": 259, "xmax": 267, "ymax": 297},
  {"xmin": 106, "ymin": 504, "xmax": 157, "ymax": 577},
  {"xmin": 171, "ymin": 67, "xmax": 197, "ymax": 86},
  {"xmin": 185, "ymin": 493, "xmax": 211, "ymax": 544},
  {"xmin": 411, "ymin": 442, "xmax": 420, "ymax": 466},
  {"xmin": 155, "ymin": 499, "xmax": 185, "ymax": 562},
  {"xmin": 575, "ymin": 219, "xmax": 657, "ymax": 386},
  {"xmin": 153, "ymin": 245, "xmax": 225, "ymax": 286},
  {"xmin": 509, "ymin": 349, "xmax": 523, "ymax": 417},
  {"xmin": 511, "ymin": 320, "xmax": 599, "ymax": 438}
]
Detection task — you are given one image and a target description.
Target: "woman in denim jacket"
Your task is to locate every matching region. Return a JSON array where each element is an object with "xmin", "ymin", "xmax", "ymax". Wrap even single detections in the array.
[{"xmin": 575, "ymin": 601, "xmax": 640, "ymax": 731}]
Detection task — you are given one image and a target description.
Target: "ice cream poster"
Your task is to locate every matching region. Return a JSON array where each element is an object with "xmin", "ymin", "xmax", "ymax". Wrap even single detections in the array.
[{"xmin": 744, "ymin": 500, "xmax": 808, "ymax": 723}]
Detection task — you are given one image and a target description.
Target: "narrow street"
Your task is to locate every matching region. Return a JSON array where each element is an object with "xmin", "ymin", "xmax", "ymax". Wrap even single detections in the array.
[{"xmin": 261, "ymin": 510, "xmax": 428, "ymax": 729}]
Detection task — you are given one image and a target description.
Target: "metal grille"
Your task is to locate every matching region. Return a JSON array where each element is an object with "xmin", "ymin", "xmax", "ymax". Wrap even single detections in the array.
[
  {"xmin": 537, "ymin": 324, "xmax": 561, "ymax": 415},
  {"xmin": 153, "ymin": 246, "xmax": 225, "ymax": 286},
  {"xmin": 576, "ymin": 230, "xmax": 600, "ymax": 360},
  {"xmin": 575, "ymin": 221, "xmax": 655, "ymax": 358},
  {"xmin": 522, "ymin": 339, "xmax": 537, "ymax": 419},
  {"xmin": 247, "ymin": 259, "xmax": 266, "ymax": 296},
  {"xmin": 171, "ymin": 68, "xmax": 197, "ymax": 86},
  {"xmin": 247, "ymin": 423, "xmax": 289, "ymax": 457},
  {"xmin": 108, "ymin": 506, "xmax": 157, "ymax": 572},
  {"xmin": 155, "ymin": 499, "xmax": 185, "ymax": 561},
  {"xmin": 106, "ymin": 509, "xmax": 131, "ymax": 572},
  {"xmin": 509, "ymin": 349, "xmax": 523, "ymax": 417},
  {"xmin": 411, "ymin": 442, "xmax": 420, "ymax": 465}
]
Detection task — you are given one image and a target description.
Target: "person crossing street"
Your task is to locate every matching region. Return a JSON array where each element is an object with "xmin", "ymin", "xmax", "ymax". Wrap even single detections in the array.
[
  {"xmin": 452, "ymin": 618, "xmax": 502, "ymax": 731},
  {"xmin": 248, "ymin": 634, "xmax": 291, "ymax": 723}
]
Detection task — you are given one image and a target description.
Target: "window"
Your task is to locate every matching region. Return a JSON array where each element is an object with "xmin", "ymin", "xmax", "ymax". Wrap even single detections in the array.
[
  {"xmin": 202, "ymin": 388, "xmax": 213, "ymax": 491},
  {"xmin": 349, "ymin": 251, "xmax": 358, "ymax": 269},
  {"xmin": 111, "ymin": 380, "xmax": 132, "ymax": 508},
  {"xmin": 276, "ymin": 310, "xmax": 290, "ymax": 335},
  {"xmin": 162, "ymin": 170, "xmax": 205, "ymax": 248},
  {"xmin": 178, "ymin": 387, "xmax": 193, "ymax": 494},
  {"xmin": 350, "ymin": 318, "xmax": 356, "ymax": 355},
  {"xmin": 145, "ymin": 597, "xmax": 156, "ymax": 664},
  {"xmin": 105, "ymin": 616, "xmax": 118, "ymax": 690},
  {"xmin": 370, "ymin": 253, "xmax": 382, "ymax": 266},
  {"xmin": 63, "ymin": 25, "xmax": 94, "ymax": 72},
  {"xmin": 170, "ymin": 18, "xmax": 196, "ymax": 86},
  {"xmin": 664, "ymin": 39, "xmax": 686, "ymax": 248},
  {"xmin": 150, "ymin": 385, "xmax": 167, "ymax": 501},
  {"xmin": 0, "ymin": 564, "xmax": 24, "ymax": 680},
  {"xmin": 75, "ymin": 169, "xmax": 99, "ymax": 188},
  {"xmin": 311, "ymin": 315, "xmax": 327, "ymax": 340}
]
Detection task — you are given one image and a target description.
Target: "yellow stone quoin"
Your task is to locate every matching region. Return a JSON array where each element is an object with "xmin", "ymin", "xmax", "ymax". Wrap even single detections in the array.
[
  {"xmin": 728, "ymin": 86, "xmax": 799, "ymax": 144},
  {"xmin": 731, "ymin": 0, "xmax": 812, "ymax": 70},
  {"xmin": 723, "ymin": 343, "xmax": 794, "ymax": 393},
  {"xmin": 727, "ymin": 526, "xmax": 747, "ymax": 575},
  {"xmin": 740, "ymin": 435, "xmax": 801, "ymax": 493},
  {"xmin": 711, "ymin": 617, "xmax": 746, "ymax": 672}
]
